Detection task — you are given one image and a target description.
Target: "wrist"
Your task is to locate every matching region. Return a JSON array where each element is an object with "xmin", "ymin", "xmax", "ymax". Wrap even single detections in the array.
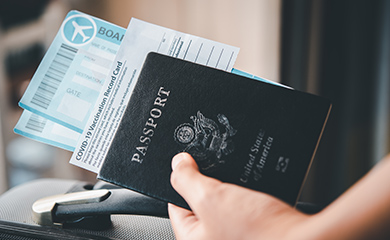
[
  {"xmin": 248, "ymin": 207, "xmax": 311, "ymax": 240},
  {"xmin": 278, "ymin": 212, "xmax": 312, "ymax": 240}
]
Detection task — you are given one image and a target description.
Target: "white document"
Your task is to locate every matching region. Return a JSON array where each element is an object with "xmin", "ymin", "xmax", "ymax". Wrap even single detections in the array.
[{"xmin": 70, "ymin": 18, "xmax": 240, "ymax": 173}]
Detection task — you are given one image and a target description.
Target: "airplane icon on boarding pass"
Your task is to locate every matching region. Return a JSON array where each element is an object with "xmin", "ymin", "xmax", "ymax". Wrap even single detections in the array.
[
  {"xmin": 72, "ymin": 21, "xmax": 93, "ymax": 42},
  {"xmin": 61, "ymin": 13, "xmax": 97, "ymax": 46}
]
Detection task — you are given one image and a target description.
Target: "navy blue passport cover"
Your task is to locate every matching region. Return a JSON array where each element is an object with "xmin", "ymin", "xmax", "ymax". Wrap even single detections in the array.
[{"xmin": 98, "ymin": 52, "xmax": 331, "ymax": 209}]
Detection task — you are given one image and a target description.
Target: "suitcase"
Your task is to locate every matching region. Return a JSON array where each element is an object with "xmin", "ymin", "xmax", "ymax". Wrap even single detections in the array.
[{"xmin": 0, "ymin": 178, "xmax": 175, "ymax": 240}]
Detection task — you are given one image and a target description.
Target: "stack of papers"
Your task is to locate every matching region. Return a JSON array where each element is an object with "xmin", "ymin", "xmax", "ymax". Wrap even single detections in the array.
[{"xmin": 15, "ymin": 10, "xmax": 284, "ymax": 174}]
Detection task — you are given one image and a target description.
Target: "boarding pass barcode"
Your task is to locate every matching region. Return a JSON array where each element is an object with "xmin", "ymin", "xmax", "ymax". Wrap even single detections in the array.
[
  {"xmin": 31, "ymin": 44, "xmax": 78, "ymax": 109},
  {"xmin": 25, "ymin": 113, "xmax": 47, "ymax": 133}
]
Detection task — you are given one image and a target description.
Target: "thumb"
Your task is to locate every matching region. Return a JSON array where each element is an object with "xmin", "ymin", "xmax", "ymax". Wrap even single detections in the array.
[
  {"xmin": 171, "ymin": 152, "xmax": 199, "ymax": 172},
  {"xmin": 170, "ymin": 152, "xmax": 220, "ymax": 211}
]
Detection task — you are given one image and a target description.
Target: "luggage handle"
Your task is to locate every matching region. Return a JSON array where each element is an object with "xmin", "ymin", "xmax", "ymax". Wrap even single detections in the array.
[{"xmin": 32, "ymin": 188, "xmax": 168, "ymax": 229}]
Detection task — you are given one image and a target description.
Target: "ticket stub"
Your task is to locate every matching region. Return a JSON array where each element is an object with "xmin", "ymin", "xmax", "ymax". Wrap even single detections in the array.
[
  {"xmin": 231, "ymin": 69, "xmax": 292, "ymax": 89},
  {"xmin": 14, "ymin": 110, "xmax": 80, "ymax": 151},
  {"xmin": 18, "ymin": 10, "xmax": 125, "ymax": 133},
  {"xmin": 70, "ymin": 18, "xmax": 240, "ymax": 173}
]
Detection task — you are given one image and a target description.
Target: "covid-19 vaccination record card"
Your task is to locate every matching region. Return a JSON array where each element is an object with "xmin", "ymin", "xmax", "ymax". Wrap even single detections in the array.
[{"xmin": 68, "ymin": 16, "xmax": 240, "ymax": 173}]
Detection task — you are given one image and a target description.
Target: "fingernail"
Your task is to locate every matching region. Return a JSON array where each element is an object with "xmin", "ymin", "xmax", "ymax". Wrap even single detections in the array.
[
  {"xmin": 167, "ymin": 203, "xmax": 178, "ymax": 215},
  {"xmin": 172, "ymin": 153, "xmax": 185, "ymax": 170}
]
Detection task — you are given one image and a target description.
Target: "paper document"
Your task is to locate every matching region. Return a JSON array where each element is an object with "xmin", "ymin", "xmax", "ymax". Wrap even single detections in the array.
[
  {"xmin": 18, "ymin": 10, "xmax": 125, "ymax": 133},
  {"xmin": 70, "ymin": 18, "xmax": 240, "ymax": 173},
  {"xmin": 15, "ymin": 11, "xmax": 284, "ymax": 152},
  {"xmin": 14, "ymin": 110, "xmax": 80, "ymax": 151}
]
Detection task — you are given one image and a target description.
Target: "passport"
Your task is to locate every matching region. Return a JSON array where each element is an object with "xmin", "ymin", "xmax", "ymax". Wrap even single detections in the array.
[{"xmin": 98, "ymin": 52, "xmax": 331, "ymax": 209}]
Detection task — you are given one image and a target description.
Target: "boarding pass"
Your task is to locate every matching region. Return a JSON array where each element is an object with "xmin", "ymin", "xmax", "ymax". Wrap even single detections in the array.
[{"xmin": 18, "ymin": 10, "xmax": 125, "ymax": 134}]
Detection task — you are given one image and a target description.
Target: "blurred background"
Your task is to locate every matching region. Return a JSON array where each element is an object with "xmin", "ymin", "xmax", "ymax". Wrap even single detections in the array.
[{"xmin": 0, "ymin": 0, "xmax": 388, "ymax": 208}]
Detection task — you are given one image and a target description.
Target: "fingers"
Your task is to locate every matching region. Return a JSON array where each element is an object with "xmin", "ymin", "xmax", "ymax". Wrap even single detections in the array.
[
  {"xmin": 170, "ymin": 152, "xmax": 220, "ymax": 212},
  {"xmin": 168, "ymin": 203, "xmax": 199, "ymax": 239}
]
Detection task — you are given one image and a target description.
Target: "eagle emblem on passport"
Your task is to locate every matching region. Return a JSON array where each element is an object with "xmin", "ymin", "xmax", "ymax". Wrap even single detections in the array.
[{"xmin": 174, "ymin": 111, "xmax": 237, "ymax": 172}]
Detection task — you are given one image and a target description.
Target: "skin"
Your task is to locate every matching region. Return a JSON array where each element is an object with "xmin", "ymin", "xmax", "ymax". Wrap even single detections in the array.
[{"xmin": 168, "ymin": 152, "xmax": 390, "ymax": 240}]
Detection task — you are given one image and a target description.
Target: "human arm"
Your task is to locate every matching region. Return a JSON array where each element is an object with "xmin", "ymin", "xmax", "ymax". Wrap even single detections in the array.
[
  {"xmin": 304, "ymin": 155, "xmax": 390, "ymax": 240},
  {"xmin": 168, "ymin": 152, "xmax": 390, "ymax": 240}
]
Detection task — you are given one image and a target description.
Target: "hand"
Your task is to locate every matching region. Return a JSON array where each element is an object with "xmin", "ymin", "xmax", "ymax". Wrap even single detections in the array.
[
  {"xmin": 169, "ymin": 153, "xmax": 390, "ymax": 240},
  {"xmin": 168, "ymin": 152, "xmax": 309, "ymax": 240}
]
